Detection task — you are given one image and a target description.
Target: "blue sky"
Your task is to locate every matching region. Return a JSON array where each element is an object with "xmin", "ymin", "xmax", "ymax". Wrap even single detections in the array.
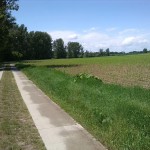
[{"xmin": 13, "ymin": 0, "xmax": 150, "ymax": 52}]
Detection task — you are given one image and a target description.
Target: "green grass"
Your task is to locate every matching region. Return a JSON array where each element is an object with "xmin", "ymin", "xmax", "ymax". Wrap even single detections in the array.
[
  {"xmin": 20, "ymin": 54, "xmax": 150, "ymax": 88},
  {"xmin": 17, "ymin": 64, "xmax": 150, "ymax": 150},
  {"xmin": 23, "ymin": 53, "xmax": 150, "ymax": 66},
  {"xmin": 0, "ymin": 66, "xmax": 46, "ymax": 150}
]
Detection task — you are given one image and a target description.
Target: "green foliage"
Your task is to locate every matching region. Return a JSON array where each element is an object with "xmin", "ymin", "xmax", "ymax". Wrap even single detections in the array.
[
  {"xmin": 67, "ymin": 42, "xmax": 83, "ymax": 58},
  {"xmin": 28, "ymin": 31, "xmax": 52, "ymax": 59},
  {"xmin": 3, "ymin": 24, "xmax": 53, "ymax": 60},
  {"xmin": 6, "ymin": 24, "xmax": 28, "ymax": 60},
  {"xmin": 53, "ymin": 38, "xmax": 66, "ymax": 59},
  {"xmin": 99, "ymin": 49, "xmax": 104, "ymax": 56},
  {"xmin": 106, "ymin": 48, "xmax": 110, "ymax": 56},
  {"xmin": 0, "ymin": 0, "xmax": 19, "ymax": 61},
  {"xmin": 74, "ymin": 73, "xmax": 102, "ymax": 83},
  {"xmin": 12, "ymin": 51, "xmax": 23, "ymax": 60},
  {"xmin": 17, "ymin": 64, "xmax": 150, "ymax": 150},
  {"xmin": 143, "ymin": 48, "xmax": 148, "ymax": 53}
]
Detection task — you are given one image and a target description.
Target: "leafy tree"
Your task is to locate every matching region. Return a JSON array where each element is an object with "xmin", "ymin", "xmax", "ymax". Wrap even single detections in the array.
[
  {"xmin": 0, "ymin": 0, "xmax": 19, "ymax": 61},
  {"xmin": 143, "ymin": 48, "xmax": 148, "ymax": 53},
  {"xmin": 53, "ymin": 38, "xmax": 66, "ymax": 59},
  {"xmin": 12, "ymin": 51, "xmax": 23, "ymax": 61},
  {"xmin": 106, "ymin": 48, "xmax": 110, "ymax": 56},
  {"xmin": 99, "ymin": 49, "xmax": 104, "ymax": 56},
  {"xmin": 6, "ymin": 25, "xmax": 52, "ymax": 60},
  {"xmin": 67, "ymin": 42, "xmax": 83, "ymax": 58},
  {"xmin": 29, "ymin": 31, "xmax": 53, "ymax": 59},
  {"xmin": 26, "ymin": 31, "xmax": 35, "ymax": 59},
  {"xmin": 83, "ymin": 50, "xmax": 89, "ymax": 57},
  {"xmin": 7, "ymin": 24, "xmax": 28, "ymax": 60}
]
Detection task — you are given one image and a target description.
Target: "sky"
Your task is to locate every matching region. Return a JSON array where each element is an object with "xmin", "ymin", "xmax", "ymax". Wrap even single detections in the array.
[{"xmin": 12, "ymin": 0, "xmax": 150, "ymax": 52}]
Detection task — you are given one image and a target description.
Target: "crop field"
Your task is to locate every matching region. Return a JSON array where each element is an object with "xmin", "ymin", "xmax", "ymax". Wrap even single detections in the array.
[
  {"xmin": 23, "ymin": 54, "xmax": 150, "ymax": 88},
  {"xmin": 17, "ymin": 54, "xmax": 150, "ymax": 150}
]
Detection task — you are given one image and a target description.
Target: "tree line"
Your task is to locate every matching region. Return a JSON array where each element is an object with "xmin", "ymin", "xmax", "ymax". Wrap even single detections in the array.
[
  {"xmin": 0, "ymin": 0, "xmax": 84, "ymax": 61},
  {"xmin": 1, "ymin": 23, "xmax": 84, "ymax": 61},
  {"xmin": 0, "ymin": 0, "xmax": 149, "ymax": 61}
]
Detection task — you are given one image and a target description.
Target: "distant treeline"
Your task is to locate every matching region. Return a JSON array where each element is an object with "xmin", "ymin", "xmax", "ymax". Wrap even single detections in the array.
[
  {"xmin": 84, "ymin": 48, "xmax": 150, "ymax": 58},
  {"xmin": 0, "ymin": 1, "xmax": 149, "ymax": 61},
  {"xmin": 1, "ymin": 23, "xmax": 149, "ymax": 61}
]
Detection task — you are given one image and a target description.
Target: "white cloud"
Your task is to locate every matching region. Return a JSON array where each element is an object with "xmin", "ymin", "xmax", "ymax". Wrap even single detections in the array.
[
  {"xmin": 122, "ymin": 37, "xmax": 136, "ymax": 46},
  {"xmin": 49, "ymin": 31, "xmax": 79, "ymax": 42},
  {"xmin": 68, "ymin": 34, "xmax": 78, "ymax": 40},
  {"xmin": 48, "ymin": 28, "xmax": 150, "ymax": 52},
  {"xmin": 122, "ymin": 36, "xmax": 148, "ymax": 46}
]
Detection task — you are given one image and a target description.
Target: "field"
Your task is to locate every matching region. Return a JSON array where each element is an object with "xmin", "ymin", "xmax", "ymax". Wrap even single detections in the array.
[
  {"xmin": 22, "ymin": 54, "xmax": 150, "ymax": 88},
  {"xmin": 17, "ymin": 54, "xmax": 150, "ymax": 150}
]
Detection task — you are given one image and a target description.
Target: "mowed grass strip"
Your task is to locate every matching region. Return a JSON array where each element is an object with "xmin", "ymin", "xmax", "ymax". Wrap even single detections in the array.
[
  {"xmin": 0, "ymin": 67, "xmax": 46, "ymax": 150},
  {"xmin": 17, "ymin": 65, "xmax": 150, "ymax": 150}
]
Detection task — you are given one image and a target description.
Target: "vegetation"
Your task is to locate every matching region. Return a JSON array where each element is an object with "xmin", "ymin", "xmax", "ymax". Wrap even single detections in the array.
[
  {"xmin": 0, "ymin": 0, "xmax": 19, "ymax": 61},
  {"xmin": 22, "ymin": 54, "xmax": 150, "ymax": 88},
  {"xmin": 1, "ymin": 1, "xmax": 150, "ymax": 150},
  {"xmin": 16, "ymin": 61, "xmax": 150, "ymax": 150},
  {"xmin": 0, "ymin": 66, "xmax": 46, "ymax": 149},
  {"xmin": 5, "ymin": 25, "xmax": 53, "ymax": 60},
  {"xmin": 53, "ymin": 38, "xmax": 66, "ymax": 58},
  {"xmin": 67, "ymin": 42, "xmax": 84, "ymax": 58},
  {"xmin": 0, "ymin": 1, "xmax": 150, "ymax": 62}
]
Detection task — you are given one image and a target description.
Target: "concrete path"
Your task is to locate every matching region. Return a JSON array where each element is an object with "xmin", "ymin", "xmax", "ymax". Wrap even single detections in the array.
[
  {"xmin": 0, "ymin": 66, "xmax": 4, "ymax": 80},
  {"xmin": 11, "ymin": 65, "xmax": 107, "ymax": 150}
]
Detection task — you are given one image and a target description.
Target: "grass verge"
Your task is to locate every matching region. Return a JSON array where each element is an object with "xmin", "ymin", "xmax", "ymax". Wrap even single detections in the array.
[
  {"xmin": 0, "ymin": 66, "xmax": 46, "ymax": 150},
  {"xmin": 17, "ymin": 64, "xmax": 150, "ymax": 150}
]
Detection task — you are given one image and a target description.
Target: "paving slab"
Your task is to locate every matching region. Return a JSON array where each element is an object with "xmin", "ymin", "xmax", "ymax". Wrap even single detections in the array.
[{"xmin": 11, "ymin": 65, "xmax": 107, "ymax": 150}]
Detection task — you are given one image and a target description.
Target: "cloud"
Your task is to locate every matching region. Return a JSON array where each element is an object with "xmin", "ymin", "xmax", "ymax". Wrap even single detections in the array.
[
  {"xmin": 49, "ymin": 31, "xmax": 79, "ymax": 42},
  {"xmin": 68, "ymin": 34, "xmax": 78, "ymax": 40},
  {"xmin": 48, "ymin": 28, "xmax": 150, "ymax": 52},
  {"xmin": 122, "ymin": 36, "xmax": 148, "ymax": 46},
  {"xmin": 122, "ymin": 37, "xmax": 136, "ymax": 46}
]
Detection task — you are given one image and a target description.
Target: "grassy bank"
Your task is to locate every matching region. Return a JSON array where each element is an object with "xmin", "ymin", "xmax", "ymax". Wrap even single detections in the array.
[
  {"xmin": 0, "ymin": 66, "xmax": 46, "ymax": 150},
  {"xmin": 17, "ymin": 64, "xmax": 150, "ymax": 150}
]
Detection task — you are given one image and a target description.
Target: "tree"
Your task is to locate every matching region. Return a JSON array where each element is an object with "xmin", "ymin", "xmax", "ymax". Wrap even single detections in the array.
[
  {"xmin": 6, "ymin": 25, "xmax": 53, "ymax": 60},
  {"xmin": 0, "ymin": 0, "xmax": 19, "ymax": 61},
  {"xmin": 7, "ymin": 24, "xmax": 28, "ymax": 60},
  {"xmin": 29, "ymin": 31, "xmax": 53, "ymax": 60},
  {"xmin": 99, "ymin": 49, "xmax": 104, "ymax": 56},
  {"xmin": 67, "ymin": 42, "xmax": 83, "ymax": 58},
  {"xmin": 53, "ymin": 38, "xmax": 66, "ymax": 59},
  {"xmin": 143, "ymin": 48, "xmax": 148, "ymax": 53},
  {"xmin": 106, "ymin": 48, "xmax": 110, "ymax": 56}
]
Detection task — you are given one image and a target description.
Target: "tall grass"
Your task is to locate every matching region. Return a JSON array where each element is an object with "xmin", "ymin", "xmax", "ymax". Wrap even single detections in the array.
[{"xmin": 17, "ymin": 64, "xmax": 150, "ymax": 150}]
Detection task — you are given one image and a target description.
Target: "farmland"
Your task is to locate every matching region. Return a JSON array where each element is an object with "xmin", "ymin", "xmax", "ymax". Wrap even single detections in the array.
[
  {"xmin": 22, "ymin": 54, "xmax": 150, "ymax": 88},
  {"xmin": 17, "ymin": 54, "xmax": 150, "ymax": 150}
]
